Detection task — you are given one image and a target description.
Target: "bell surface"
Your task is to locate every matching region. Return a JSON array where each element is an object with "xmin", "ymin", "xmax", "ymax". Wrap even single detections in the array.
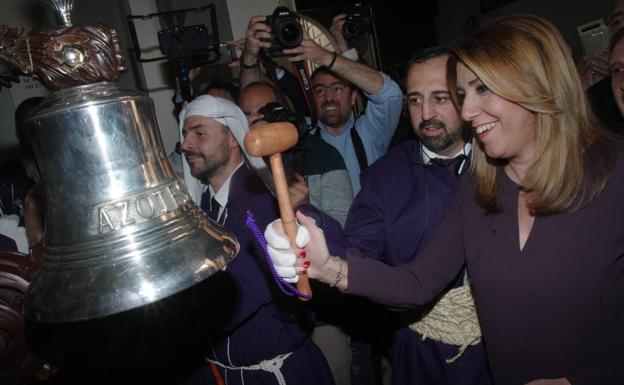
[{"xmin": 23, "ymin": 82, "xmax": 238, "ymax": 323}]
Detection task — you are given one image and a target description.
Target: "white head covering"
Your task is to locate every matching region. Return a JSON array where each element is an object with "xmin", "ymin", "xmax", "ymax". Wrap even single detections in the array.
[{"xmin": 178, "ymin": 95, "xmax": 274, "ymax": 204}]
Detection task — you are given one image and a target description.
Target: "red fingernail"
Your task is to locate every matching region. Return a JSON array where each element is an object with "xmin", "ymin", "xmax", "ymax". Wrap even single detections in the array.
[
  {"xmin": 304, "ymin": 260, "xmax": 310, "ymax": 267},
  {"xmin": 299, "ymin": 250, "xmax": 307, "ymax": 258}
]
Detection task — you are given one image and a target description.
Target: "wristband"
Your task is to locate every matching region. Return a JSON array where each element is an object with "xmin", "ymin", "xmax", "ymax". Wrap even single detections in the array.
[
  {"xmin": 327, "ymin": 51, "xmax": 338, "ymax": 70},
  {"xmin": 241, "ymin": 60, "xmax": 259, "ymax": 69}
]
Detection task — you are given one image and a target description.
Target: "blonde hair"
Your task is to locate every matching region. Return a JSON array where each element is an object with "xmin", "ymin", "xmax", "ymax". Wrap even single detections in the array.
[{"xmin": 450, "ymin": 15, "xmax": 615, "ymax": 215}]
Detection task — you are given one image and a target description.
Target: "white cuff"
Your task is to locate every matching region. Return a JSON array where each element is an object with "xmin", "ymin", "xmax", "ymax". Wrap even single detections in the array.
[{"xmin": 342, "ymin": 48, "xmax": 359, "ymax": 61}]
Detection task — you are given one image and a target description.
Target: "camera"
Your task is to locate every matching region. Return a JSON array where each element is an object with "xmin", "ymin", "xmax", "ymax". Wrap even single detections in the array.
[
  {"xmin": 342, "ymin": 12, "xmax": 371, "ymax": 41},
  {"xmin": 158, "ymin": 25, "xmax": 213, "ymax": 61},
  {"xmin": 578, "ymin": 19, "xmax": 609, "ymax": 56},
  {"xmin": 258, "ymin": 102, "xmax": 307, "ymax": 138},
  {"xmin": 262, "ymin": 7, "xmax": 304, "ymax": 57}
]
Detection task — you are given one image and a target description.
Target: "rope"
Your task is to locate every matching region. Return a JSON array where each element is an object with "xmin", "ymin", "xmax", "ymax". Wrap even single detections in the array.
[
  {"xmin": 408, "ymin": 277, "xmax": 482, "ymax": 363},
  {"xmin": 207, "ymin": 352, "xmax": 293, "ymax": 385},
  {"xmin": 245, "ymin": 211, "xmax": 311, "ymax": 299}
]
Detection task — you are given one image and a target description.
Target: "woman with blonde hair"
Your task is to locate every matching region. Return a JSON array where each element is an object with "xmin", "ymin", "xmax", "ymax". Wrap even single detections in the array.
[
  {"xmin": 266, "ymin": 15, "xmax": 624, "ymax": 385},
  {"xmin": 453, "ymin": 15, "xmax": 615, "ymax": 217}
]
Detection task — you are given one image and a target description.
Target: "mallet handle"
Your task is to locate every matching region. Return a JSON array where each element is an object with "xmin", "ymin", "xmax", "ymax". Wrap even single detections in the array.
[{"xmin": 269, "ymin": 153, "xmax": 312, "ymax": 300}]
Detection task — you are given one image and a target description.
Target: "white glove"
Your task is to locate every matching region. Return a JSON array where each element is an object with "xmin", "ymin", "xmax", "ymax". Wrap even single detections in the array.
[{"xmin": 264, "ymin": 219, "xmax": 310, "ymax": 283}]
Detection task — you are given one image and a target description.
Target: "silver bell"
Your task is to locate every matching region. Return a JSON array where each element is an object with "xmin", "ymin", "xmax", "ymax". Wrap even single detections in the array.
[{"xmin": 23, "ymin": 82, "xmax": 238, "ymax": 323}]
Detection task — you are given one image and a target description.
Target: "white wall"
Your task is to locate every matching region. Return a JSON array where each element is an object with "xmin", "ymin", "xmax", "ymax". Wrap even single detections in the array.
[{"xmin": 129, "ymin": 0, "xmax": 282, "ymax": 153}]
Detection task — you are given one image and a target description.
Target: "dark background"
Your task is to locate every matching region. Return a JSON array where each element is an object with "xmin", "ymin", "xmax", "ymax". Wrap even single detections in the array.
[{"xmin": 296, "ymin": 0, "xmax": 439, "ymax": 79}]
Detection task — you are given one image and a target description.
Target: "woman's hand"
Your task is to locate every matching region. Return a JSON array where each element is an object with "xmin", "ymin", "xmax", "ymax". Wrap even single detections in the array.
[
  {"xmin": 264, "ymin": 215, "xmax": 310, "ymax": 283},
  {"xmin": 265, "ymin": 211, "xmax": 334, "ymax": 282},
  {"xmin": 296, "ymin": 211, "xmax": 333, "ymax": 280}
]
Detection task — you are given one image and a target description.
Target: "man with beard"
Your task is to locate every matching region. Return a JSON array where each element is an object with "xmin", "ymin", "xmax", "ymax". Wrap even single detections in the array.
[
  {"xmin": 283, "ymin": 39, "xmax": 402, "ymax": 195},
  {"xmin": 240, "ymin": 14, "xmax": 402, "ymax": 194},
  {"xmin": 179, "ymin": 95, "xmax": 335, "ymax": 385},
  {"xmin": 238, "ymin": 81, "xmax": 353, "ymax": 226},
  {"xmin": 305, "ymin": 65, "xmax": 402, "ymax": 195},
  {"xmin": 264, "ymin": 47, "xmax": 492, "ymax": 384},
  {"xmin": 337, "ymin": 46, "xmax": 491, "ymax": 385}
]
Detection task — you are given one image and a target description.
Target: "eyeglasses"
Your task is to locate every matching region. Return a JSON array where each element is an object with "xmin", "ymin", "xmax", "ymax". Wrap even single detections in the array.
[{"xmin": 313, "ymin": 84, "xmax": 348, "ymax": 97}]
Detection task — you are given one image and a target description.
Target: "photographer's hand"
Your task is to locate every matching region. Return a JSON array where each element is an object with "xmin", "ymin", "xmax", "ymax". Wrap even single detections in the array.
[
  {"xmin": 288, "ymin": 172, "xmax": 309, "ymax": 207},
  {"xmin": 283, "ymin": 31, "xmax": 334, "ymax": 66},
  {"xmin": 284, "ymin": 31, "xmax": 383, "ymax": 95},
  {"xmin": 173, "ymin": 66, "xmax": 200, "ymax": 88},
  {"xmin": 189, "ymin": 66, "xmax": 201, "ymax": 82},
  {"xmin": 225, "ymin": 39, "xmax": 244, "ymax": 68},
  {"xmin": 242, "ymin": 15, "xmax": 272, "ymax": 67},
  {"xmin": 330, "ymin": 14, "xmax": 350, "ymax": 54},
  {"xmin": 226, "ymin": 38, "xmax": 245, "ymax": 51},
  {"xmin": 240, "ymin": 16, "xmax": 275, "ymax": 87}
]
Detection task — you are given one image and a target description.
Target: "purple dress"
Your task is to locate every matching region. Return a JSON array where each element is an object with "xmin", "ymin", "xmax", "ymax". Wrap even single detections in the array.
[
  {"xmin": 346, "ymin": 141, "xmax": 624, "ymax": 385},
  {"xmin": 343, "ymin": 139, "xmax": 491, "ymax": 385},
  {"xmin": 203, "ymin": 165, "xmax": 334, "ymax": 385}
]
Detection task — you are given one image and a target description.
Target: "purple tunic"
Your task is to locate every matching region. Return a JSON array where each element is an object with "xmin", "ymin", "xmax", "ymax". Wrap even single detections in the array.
[
  {"xmin": 204, "ymin": 165, "xmax": 334, "ymax": 385},
  {"xmin": 346, "ymin": 142, "xmax": 624, "ymax": 385},
  {"xmin": 344, "ymin": 139, "xmax": 491, "ymax": 385}
]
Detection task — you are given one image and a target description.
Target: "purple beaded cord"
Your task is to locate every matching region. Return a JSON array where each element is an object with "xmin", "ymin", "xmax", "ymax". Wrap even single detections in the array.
[{"xmin": 246, "ymin": 211, "xmax": 311, "ymax": 299}]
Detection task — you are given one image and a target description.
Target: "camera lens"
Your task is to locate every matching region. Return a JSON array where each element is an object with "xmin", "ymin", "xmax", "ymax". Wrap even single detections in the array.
[
  {"xmin": 345, "ymin": 22, "xmax": 361, "ymax": 37},
  {"xmin": 343, "ymin": 14, "xmax": 370, "ymax": 41},
  {"xmin": 277, "ymin": 20, "xmax": 303, "ymax": 48},
  {"xmin": 262, "ymin": 7, "xmax": 304, "ymax": 57}
]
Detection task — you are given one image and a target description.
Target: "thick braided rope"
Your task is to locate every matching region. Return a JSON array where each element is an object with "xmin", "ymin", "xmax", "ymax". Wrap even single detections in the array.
[{"xmin": 409, "ymin": 278, "xmax": 482, "ymax": 363}]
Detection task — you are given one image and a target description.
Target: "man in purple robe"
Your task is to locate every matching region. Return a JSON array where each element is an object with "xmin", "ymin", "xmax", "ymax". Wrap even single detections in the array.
[
  {"xmin": 341, "ymin": 46, "xmax": 490, "ymax": 385},
  {"xmin": 179, "ymin": 95, "xmax": 334, "ymax": 385},
  {"xmin": 290, "ymin": 46, "xmax": 491, "ymax": 385}
]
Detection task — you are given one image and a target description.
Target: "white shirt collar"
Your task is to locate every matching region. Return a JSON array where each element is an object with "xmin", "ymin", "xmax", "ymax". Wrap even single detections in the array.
[
  {"xmin": 208, "ymin": 161, "xmax": 244, "ymax": 209},
  {"xmin": 421, "ymin": 142, "xmax": 472, "ymax": 165}
]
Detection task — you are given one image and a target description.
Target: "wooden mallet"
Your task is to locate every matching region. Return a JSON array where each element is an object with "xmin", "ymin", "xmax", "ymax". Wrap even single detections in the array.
[{"xmin": 244, "ymin": 122, "xmax": 312, "ymax": 300}]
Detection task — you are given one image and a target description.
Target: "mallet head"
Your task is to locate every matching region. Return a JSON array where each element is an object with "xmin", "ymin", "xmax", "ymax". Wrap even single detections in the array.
[{"xmin": 244, "ymin": 122, "xmax": 298, "ymax": 157}]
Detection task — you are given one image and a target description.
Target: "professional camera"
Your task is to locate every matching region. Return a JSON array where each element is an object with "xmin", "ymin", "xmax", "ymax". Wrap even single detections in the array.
[
  {"xmin": 258, "ymin": 102, "xmax": 307, "ymax": 138},
  {"xmin": 342, "ymin": 12, "xmax": 371, "ymax": 41},
  {"xmin": 128, "ymin": 4, "xmax": 227, "ymax": 102},
  {"xmin": 262, "ymin": 6, "xmax": 304, "ymax": 57}
]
